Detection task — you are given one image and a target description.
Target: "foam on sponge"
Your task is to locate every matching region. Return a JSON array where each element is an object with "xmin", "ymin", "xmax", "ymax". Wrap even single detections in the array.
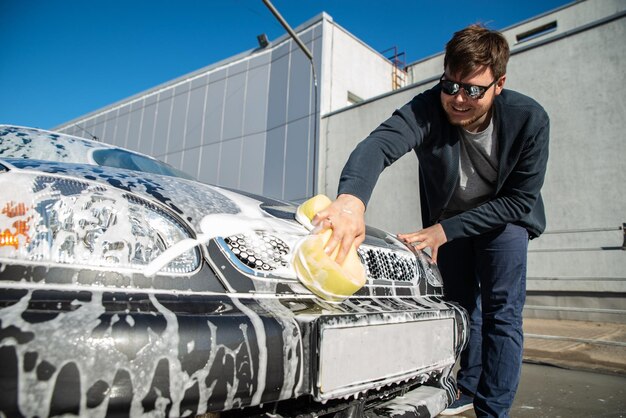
[{"xmin": 292, "ymin": 195, "xmax": 366, "ymax": 302}]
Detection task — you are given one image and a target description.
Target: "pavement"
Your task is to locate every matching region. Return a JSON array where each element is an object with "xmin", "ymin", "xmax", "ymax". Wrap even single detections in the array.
[
  {"xmin": 522, "ymin": 318, "xmax": 626, "ymax": 376},
  {"xmin": 435, "ymin": 318, "xmax": 626, "ymax": 417}
]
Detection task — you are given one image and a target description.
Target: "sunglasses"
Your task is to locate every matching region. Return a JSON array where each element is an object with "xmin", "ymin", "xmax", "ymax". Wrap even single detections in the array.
[{"xmin": 439, "ymin": 74, "xmax": 497, "ymax": 100}]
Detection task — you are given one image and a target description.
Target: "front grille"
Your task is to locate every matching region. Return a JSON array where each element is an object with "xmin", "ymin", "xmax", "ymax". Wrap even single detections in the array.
[
  {"xmin": 223, "ymin": 231, "xmax": 289, "ymax": 271},
  {"xmin": 222, "ymin": 232, "xmax": 418, "ymax": 283},
  {"xmin": 358, "ymin": 246, "xmax": 418, "ymax": 282}
]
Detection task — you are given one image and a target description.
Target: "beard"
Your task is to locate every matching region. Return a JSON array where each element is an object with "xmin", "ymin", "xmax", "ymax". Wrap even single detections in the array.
[
  {"xmin": 441, "ymin": 99, "xmax": 493, "ymax": 132},
  {"xmin": 449, "ymin": 109, "xmax": 487, "ymax": 128}
]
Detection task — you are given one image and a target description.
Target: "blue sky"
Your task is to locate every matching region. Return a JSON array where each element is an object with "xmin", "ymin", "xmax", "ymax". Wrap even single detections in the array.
[{"xmin": 1, "ymin": 0, "xmax": 572, "ymax": 129}]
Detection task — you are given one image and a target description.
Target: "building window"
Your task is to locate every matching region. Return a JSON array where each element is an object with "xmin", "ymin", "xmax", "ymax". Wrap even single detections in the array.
[{"xmin": 516, "ymin": 21, "xmax": 557, "ymax": 44}]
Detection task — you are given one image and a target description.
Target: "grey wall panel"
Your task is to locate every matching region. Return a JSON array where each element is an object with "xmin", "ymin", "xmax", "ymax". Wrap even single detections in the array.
[
  {"xmin": 284, "ymin": 117, "xmax": 311, "ymax": 201},
  {"xmin": 138, "ymin": 103, "xmax": 156, "ymax": 155},
  {"xmin": 97, "ymin": 114, "xmax": 108, "ymax": 143},
  {"xmin": 153, "ymin": 91, "xmax": 173, "ymax": 157},
  {"xmin": 181, "ymin": 147, "xmax": 201, "ymax": 180},
  {"xmin": 169, "ymin": 83, "xmax": 190, "ymax": 154},
  {"xmin": 222, "ymin": 62, "xmax": 247, "ymax": 141},
  {"xmin": 163, "ymin": 150, "xmax": 183, "ymax": 167},
  {"xmin": 91, "ymin": 124, "xmax": 103, "ymax": 142},
  {"xmin": 306, "ymin": 113, "xmax": 316, "ymax": 197},
  {"xmin": 287, "ymin": 50, "xmax": 312, "ymax": 122},
  {"xmin": 191, "ymin": 74, "xmax": 208, "ymax": 90},
  {"xmin": 113, "ymin": 105, "xmax": 130, "ymax": 147},
  {"xmin": 197, "ymin": 142, "xmax": 220, "ymax": 185},
  {"xmin": 267, "ymin": 43, "xmax": 290, "ymax": 131},
  {"xmin": 92, "ymin": 115, "xmax": 105, "ymax": 143},
  {"xmin": 211, "ymin": 68, "xmax": 228, "ymax": 83},
  {"xmin": 240, "ymin": 132, "xmax": 266, "ymax": 195},
  {"xmin": 185, "ymin": 83, "xmax": 208, "ymax": 151},
  {"xmin": 126, "ymin": 107, "xmax": 142, "ymax": 151},
  {"xmin": 203, "ymin": 75, "xmax": 226, "ymax": 145},
  {"xmin": 145, "ymin": 94, "xmax": 158, "ymax": 106},
  {"xmin": 103, "ymin": 109, "xmax": 119, "ymax": 147},
  {"xmin": 263, "ymin": 125, "xmax": 286, "ymax": 199},
  {"xmin": 299, "ymin": 28, "xmax": 313, "ymax": 45},
  {"xmin": 218, "ymin": 138, "xmax": 242, "ymax": 189},
  {"xmin": 313, "ymin": 34, "xmax": 322, "ymax": 116},
  {"xmin": 244, "ymin": 55, "xmax": 270, "ymax": 136}
]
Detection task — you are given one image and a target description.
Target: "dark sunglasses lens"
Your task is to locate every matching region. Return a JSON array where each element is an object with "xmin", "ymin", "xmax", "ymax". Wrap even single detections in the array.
[
  {"xmin": 441, "ymin": 80, "xmax": 459, "ymax": 95},
  {"xmin": 467, "ymin": 85, "xmax": 485, "ymax": 99}
]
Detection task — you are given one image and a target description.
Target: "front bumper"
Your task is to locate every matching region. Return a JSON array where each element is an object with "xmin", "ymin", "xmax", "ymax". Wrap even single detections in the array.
[{"xmin": 0, "ymin": 264, "xmax": 467, "ymax": 417}]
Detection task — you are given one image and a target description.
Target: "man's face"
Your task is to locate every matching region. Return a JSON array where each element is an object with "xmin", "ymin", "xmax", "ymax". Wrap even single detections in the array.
[{"xmin": 440, "ymin": 65, "xmax": 505, "ymax": 133}]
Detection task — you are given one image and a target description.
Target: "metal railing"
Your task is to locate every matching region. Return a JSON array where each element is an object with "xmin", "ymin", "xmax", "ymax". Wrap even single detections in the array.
[
  {"xmin": 527, "ymin": 223, "xmax": 625, "ymax": 253},
  {"xmin": 525, "ymin": 305, "xmax": 626, "ymax": 316},
  {"xmin": 524, "ymin": 224, "xmax": 625, "ymax": 322}
]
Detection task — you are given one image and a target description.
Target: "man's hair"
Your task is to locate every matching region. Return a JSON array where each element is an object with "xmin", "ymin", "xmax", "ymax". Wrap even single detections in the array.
[{"xmin": 444, "ymin": 24, "xmax": 510, "ymax": 80}]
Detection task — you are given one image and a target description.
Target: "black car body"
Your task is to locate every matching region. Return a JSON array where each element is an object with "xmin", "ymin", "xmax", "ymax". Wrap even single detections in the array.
[{"xmin": 0, "ymin": 125, "xmax": 468, "ymax": 417}]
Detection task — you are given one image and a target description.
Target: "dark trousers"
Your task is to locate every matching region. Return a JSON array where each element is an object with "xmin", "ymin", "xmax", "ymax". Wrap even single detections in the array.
[{"xmin": 438, "ymin": 223, "xmax": 528, "ymax": 418}]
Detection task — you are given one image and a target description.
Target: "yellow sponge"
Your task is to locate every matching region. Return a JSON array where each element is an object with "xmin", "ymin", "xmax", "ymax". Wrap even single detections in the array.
[
  {"xmin": 295, "ymin": 194, "xmax": 332, "ymax": 231},
  {"xmin": 293, "ymin": 195, "xmax": 366, "ymax": 302}
]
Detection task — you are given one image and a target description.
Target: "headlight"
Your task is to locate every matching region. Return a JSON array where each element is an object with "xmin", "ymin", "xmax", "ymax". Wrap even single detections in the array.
[
  {"xmin": 416, "ymin": 251, "xmax": 444, "ymax": 287},
  {"xmin": 0, "ymin": 172, "xmax": 200, "ymax": 274}
]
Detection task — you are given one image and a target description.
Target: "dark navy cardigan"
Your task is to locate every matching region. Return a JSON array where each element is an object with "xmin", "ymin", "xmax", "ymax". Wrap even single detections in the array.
[{"xmin": 338, "ymin": 84, "xmax": 550, "ymax": 240}]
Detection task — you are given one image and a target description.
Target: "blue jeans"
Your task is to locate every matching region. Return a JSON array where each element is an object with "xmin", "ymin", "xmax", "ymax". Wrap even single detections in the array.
[{"xmin": 438, "ymin": 224, "xmax": 528, "ymax": 418}]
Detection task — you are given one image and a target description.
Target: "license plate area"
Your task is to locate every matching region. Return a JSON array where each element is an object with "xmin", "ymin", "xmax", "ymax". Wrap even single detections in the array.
[{"xmin": 316, "ymin": 317, "xmax": 455, "ymax": 400}]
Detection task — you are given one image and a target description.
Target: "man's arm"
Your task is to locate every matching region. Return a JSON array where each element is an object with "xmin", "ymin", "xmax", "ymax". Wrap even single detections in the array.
[{"xmin": 315, "ymin": 90, "xmax": 441, "ymax": 263}]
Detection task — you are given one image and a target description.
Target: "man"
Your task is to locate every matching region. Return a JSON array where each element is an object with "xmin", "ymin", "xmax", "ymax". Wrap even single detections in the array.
[{"xmin": 312, "ymin": 24, "xmax": 549, "ymax": 418}]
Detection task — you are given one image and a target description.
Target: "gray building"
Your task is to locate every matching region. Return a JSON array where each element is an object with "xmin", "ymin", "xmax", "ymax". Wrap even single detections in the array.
[
  {"xmin": 57, "ymin": 13, "xmax": 397, "ymax": 203},
  {"xmin": 58, "ymin": 0, "xmax": 626, "ymax": 322}
]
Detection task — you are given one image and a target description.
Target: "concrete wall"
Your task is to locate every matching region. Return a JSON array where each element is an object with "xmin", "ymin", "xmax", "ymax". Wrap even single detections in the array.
[
  {"xmin": 406, "ymin": 0, "xmax": 625, "ymax": 84},
  {"xmin": 321, "ymin": 3, "xmax": 626, "ymax": 321},
  {"xmin": 321, "ymin": 19, "xmax": 395, "ymax": 113},
  {"xmin": 319, "ymin": 84, "xmax": 431, "ymax": 234}
]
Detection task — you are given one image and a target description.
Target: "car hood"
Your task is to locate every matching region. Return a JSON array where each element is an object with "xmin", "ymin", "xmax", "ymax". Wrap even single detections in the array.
[
  {"xmin": 0, "ymin": 157, "xmax": 297, "ymax": 234},
  {"xmin": 0, "ymin": 157, "xmax": 406, "ymax": 249}
]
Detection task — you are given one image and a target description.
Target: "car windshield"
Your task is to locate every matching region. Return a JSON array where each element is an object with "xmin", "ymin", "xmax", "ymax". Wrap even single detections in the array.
[
  {"xmin": 92, "ymin": 148, "xmax": 194, "ymax": 179},
  {"xmin": 0, "ymin": 125, "xmax": 194, "ymax": 180}
]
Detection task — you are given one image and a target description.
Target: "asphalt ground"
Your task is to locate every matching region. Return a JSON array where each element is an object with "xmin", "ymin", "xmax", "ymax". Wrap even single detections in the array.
[
  {"xmin": 440, "ymin": 363, "xmax": 626, "ymax": 418},
  {"xmin": 437, "ymin": 318, "xmax": 626, "ymax": 417}
]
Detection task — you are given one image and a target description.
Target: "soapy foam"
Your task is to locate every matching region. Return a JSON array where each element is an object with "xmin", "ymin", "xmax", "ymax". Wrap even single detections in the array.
[{"xmin": 0, "ymin": 287, "xmax": 309, "ymax": 416}]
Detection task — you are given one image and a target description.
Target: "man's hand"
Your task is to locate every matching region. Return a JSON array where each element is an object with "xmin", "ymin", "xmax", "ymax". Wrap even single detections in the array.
[
  {"xmin": 397, "ymin": 224, "xmax": 448, "ymax": 263},
  {"xmin": 312, "ymin": 194, "xmax": 366, "ymax": 264}
]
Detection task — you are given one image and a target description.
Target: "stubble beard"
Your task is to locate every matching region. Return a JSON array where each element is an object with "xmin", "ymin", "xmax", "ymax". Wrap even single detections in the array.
[{"xmin": 443, "ymin": 102, "xmax": 491, "ymax": 132}]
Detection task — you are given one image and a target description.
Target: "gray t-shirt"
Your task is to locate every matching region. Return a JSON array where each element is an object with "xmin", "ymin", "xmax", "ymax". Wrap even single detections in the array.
[{"xmin": 442, "ymin": 116, "xmax": 499, "ymax": 218}]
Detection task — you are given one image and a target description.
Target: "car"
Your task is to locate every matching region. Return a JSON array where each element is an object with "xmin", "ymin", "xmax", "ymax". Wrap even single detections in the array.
[{"xmin": 0, "ymin": 125, "xmax": 468, "ymax": 418}]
